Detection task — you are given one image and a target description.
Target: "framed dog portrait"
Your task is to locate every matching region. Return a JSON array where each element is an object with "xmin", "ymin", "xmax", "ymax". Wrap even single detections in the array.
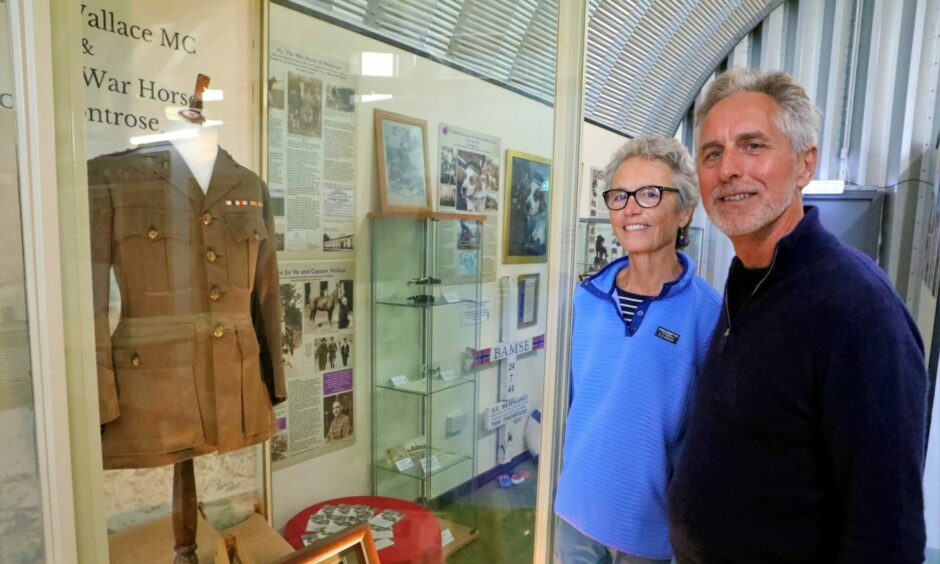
[
  {"xmin": 374, "ymin": 109, "xmax": 432, "ymax": 212},
  {"xmin": 503, "ymin": 150, "xmax": 552, "ymax": 264}
]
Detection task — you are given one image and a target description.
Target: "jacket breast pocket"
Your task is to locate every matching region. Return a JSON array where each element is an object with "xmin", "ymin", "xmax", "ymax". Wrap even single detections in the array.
[
  {"xmin": 224, "ymin": 212, "xmax": 268, "ymax": 290},
  {"xmin": 104, "ymin": 322, "xmax": 205, "ymax": 455},
  {"xmin": 113, "ymin": 206, "xmax": 193, "ymax": 294}
]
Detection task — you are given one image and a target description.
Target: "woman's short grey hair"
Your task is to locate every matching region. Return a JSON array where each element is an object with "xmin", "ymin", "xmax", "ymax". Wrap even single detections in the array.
[
  {"xmin": 694, "ymin": 68, "xmax": 821, "ymax": 153},
  {"xmin": 604, "ymin": 135, "xmax": 699, "ymax": 214}
]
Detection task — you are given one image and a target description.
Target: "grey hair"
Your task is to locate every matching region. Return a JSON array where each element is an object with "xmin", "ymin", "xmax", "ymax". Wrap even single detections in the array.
[
  {"xmin": 694, "ymin": 68, "xmax": 821, "ymax": 153},
  {"xmin": 603, "ymin": 135, "xmax": 699, "ymax": 214}
]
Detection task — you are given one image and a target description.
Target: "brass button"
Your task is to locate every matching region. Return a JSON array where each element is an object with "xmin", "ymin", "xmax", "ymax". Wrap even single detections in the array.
[
  {"xmin": 131, "ymin": 353, "xmax": 141, "ymax": 368},
  {"xmin": 213, "ymin": 325, "xmax": 225, "ymax": 338},
  {"xmin": 209, "ymin": 287, "xmax": 222, "ymax": 301},
  {"xmin": 206, "ymin": 249, "xmax": 217, "ymax": 262},
  {"xmin": 147, "ymin": 228, "xmax": 159, "ymax": 240},
  {"xmin": 201, "ymin": 212, "xmax": 212, "ymax": 225}
]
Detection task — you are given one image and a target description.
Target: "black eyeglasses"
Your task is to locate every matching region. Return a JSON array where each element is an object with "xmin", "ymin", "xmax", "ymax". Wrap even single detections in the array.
[{"xmin": 603, "ymin": 186, "xmax": 680, "ymax": 210}]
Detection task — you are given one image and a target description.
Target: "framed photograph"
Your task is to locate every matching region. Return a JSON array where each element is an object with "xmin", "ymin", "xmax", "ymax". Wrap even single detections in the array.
[
  {"xmin": 517, "ymin": 273, "xmax": 539, "ymax": 328},
  {"xmin": 686, "ymin": 226, "xmax": 704, "ymax": 266},
  {"xmin": 276, "ymin": 523, "xmax": 380, "ymax": 564},
  {"xmin": 374, "ymin": 109, "xmax": 432, "ymax": 212},
  {"xmin": 503, "ymin": 150, "xmax": 552, "ymax": 264}
]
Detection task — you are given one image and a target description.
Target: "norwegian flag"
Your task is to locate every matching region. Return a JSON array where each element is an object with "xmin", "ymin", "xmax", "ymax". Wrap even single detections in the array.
[
  {"xmin": 533, "ymin": 334, "xmax": 545, "ymax": 350},
  {"xmin": 472, "ymin": 347, "xmax": 492, "ymax": 368}
]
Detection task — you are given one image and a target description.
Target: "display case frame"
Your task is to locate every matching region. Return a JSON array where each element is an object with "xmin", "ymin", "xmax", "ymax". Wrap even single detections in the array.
[{"xmin": 368, "ymin": 210, "xmax": 484, "ymax": 514}]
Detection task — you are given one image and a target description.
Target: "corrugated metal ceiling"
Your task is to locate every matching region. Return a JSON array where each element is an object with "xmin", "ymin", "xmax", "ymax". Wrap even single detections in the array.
[{"xmin": 284, "ymin": 0, "xmax": 782, "ymax": 136}]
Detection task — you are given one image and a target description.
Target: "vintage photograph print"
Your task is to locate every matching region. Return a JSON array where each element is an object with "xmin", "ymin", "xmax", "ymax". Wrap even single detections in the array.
[{"xmin": 374, "ymin": 109, "xmax": 431, "ymax": 211}]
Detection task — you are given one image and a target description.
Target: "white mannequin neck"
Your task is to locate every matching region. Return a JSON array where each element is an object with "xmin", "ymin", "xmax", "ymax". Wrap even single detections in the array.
[{"xmin": 168, "ymin": 121, "xmax": 219, "ymax": 193}]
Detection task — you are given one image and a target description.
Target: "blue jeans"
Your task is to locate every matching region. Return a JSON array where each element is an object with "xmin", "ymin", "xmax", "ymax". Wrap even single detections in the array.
[{"xmin": 553, "ymin": 517, "xmax": 672, "ymax": 564}]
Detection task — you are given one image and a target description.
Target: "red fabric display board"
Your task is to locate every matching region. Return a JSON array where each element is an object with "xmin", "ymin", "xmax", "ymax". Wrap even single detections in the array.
[{"xmin": 284, "ymin": 495, "xmax": 443, "ymax": 564}]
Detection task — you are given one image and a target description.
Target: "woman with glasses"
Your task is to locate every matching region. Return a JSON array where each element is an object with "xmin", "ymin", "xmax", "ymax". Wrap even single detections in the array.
[{"xmin": 553, "ymin": 136, "xmax": 721, "ymax": 563}]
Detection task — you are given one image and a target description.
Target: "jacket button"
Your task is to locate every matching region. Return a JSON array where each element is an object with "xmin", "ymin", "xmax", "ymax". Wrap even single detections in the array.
[
  {"xmin": 209, "ymin": 287, "xmax": 222, "ymax": 301},
  {"xmin": 213, "ymin": 325, "xmax": 225, "ymax": 338},
  {"xmin": 131, "ymin": 353, "xmax": 141, "ymax": 367},
  {"xmin": 202, "ymin": 212, "xmax": 212, "ymax": 225},
  {"xmin": 147, "ymin": 228, "xmax": 159, "ymax": 240},
  {"xmin": 253, "ymin": 231, "xmax": 260, "ymax": 241},
  {"xmin": 206, "ymin": 249, "xmax": 217, "ymax": 262}
]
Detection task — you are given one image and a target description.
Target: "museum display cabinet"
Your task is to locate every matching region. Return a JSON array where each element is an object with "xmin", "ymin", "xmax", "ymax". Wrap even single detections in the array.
[
  {"xmin": 577, "ymin": 217, "xmax": 622, "ymax": 279},
  {"xmin": 369, "ymin": 211, "xmax": 484, "ymax": 527}
]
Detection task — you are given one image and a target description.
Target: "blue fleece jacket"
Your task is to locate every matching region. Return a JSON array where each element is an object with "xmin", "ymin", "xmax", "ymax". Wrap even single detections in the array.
[
  {"xmin": 554, "ymin": 252, "xmax": 721, "ymax": 559},
  {"xmin": 668, "ymin": 207, "xmax": 928, "ymax": 563}
]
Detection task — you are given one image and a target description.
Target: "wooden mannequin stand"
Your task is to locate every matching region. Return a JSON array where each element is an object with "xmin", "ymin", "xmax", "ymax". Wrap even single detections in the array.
[{"xmin": 173, "ymin": 460, "xmax": 199, "ymax": 563}]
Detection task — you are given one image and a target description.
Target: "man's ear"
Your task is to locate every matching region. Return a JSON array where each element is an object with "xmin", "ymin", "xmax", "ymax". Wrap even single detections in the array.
[{"xmin": 795, "ymin": 146, "xmax": 818, "ymax": 188}]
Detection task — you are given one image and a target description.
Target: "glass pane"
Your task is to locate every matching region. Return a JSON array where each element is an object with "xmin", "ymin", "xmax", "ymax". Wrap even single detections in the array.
[
  {"xmin": 0, "ymin": 1, "xmax": 45, "ymax": 561},
  {"xmin": 267, "ymin": 2, "xmax": 558, "ymax": 562},
  {"xmin": 75, "ymin": 0, "xmax": 275, "ymax": 557}
]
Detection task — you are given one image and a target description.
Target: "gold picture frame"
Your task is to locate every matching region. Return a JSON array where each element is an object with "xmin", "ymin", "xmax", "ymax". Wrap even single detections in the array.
[
  {"xmin": 374, "ymin": 109, "xmax": 432, "ymax": 212},
  {"xmin": 503, "ymin": 150, "xmax": 551, "ymax": 264},
  {"xmin": 275, "ymin": 523, "xmax": 381, "ymax": 564}
]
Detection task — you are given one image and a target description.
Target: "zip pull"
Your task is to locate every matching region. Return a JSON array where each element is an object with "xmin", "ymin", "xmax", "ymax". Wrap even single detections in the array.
[{"xmin": 718, "ymin": 327, "xmax": 730, "ymax": 353}]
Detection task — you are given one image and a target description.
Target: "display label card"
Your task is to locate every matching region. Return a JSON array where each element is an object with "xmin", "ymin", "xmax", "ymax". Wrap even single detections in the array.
[
  {"xmin": 420, "ymin": 455, "xmax": 442, "ymax": 474},
  {"xmin": 371, "ymin": 528, "xmax": 394, "ymax": 540},
  {"xmin": 440, "ymin": 370, "xmax": 458, "ymax": 381},
  {"xmin": 375, "ymin": 538, "xmax": 395, "ymax": 550},
  {"xmin": 390, "ymin": 375, "xmax": 410, "ymax": 387},
  {"xmin": 370, "ymin": 515, "xmax": 395, "ymax": 529},
  {"xmin": 443, "ymin": 292, "xmax": 461, "ymax": 303},
  {"xmin": 441, "ymin": 528, "xmax": 455, "ymax": 546},
  {"xmin": 394, "ymin": 457, "xmax": 415, "ymax": 472}
]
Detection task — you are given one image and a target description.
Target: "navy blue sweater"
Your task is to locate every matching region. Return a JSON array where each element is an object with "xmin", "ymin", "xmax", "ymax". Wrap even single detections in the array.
[{"xmin": 667, "ymin": 207, "xmax": 927, "ymax": 563}]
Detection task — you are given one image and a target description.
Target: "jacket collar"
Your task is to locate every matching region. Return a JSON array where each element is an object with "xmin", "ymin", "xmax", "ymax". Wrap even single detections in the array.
[
  {"xmin": 580, "ymin": 251, "xmax": 695, "ymax": 300},
  {"xmin": 139, "ymin": 141, "xmax": 247, "ymax": 208}
]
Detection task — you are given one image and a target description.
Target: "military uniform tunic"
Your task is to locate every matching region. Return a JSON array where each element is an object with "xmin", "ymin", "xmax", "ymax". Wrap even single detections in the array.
[{"xmin": 88, "ymin": 142, "xmax": 286, "ymax": 469}]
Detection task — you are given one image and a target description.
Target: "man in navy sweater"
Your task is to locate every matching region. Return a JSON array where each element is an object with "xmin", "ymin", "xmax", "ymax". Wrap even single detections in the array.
[{"xmin": 667, "ymin": 68, "xmax": 928, "ymax": 563}]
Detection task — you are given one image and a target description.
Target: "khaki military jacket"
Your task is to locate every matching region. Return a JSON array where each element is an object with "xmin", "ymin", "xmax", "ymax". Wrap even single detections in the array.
[{"xmin": 88, "ymin": 142, "xmax": 286, "ymax": 469}]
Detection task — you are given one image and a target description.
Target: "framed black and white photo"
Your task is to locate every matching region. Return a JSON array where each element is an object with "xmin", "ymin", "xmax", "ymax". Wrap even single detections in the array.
[
  {"xmin": 686, "ymin": 226, "xmax": 704, "ymax": 267},
  {"xmin": 517, "ymin": 273, "xmax": 539, "ymax": 328},
  {"xmin": 374, "ymin": 109, "xmax": 432, "ymax": 212}
]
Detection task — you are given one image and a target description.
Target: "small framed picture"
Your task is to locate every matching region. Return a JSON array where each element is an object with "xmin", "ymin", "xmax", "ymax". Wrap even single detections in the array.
[
  {"xmin": 686, "ymin": 226, "xmax": 704, "ymax": 266},
  {"xmin": 517, "ymin": 273, "xmax": 540, "ymax": 328},
  {"xmin": 374, "ymin": 109, "xmax": 432, "ymax": 212},
  {"xmin": 276, "ymin": 523, "xmax": 380, "ymax": 563},
  {"xmin": 503, "ymin": 150, "xmax": 551, "ymax": 264}
]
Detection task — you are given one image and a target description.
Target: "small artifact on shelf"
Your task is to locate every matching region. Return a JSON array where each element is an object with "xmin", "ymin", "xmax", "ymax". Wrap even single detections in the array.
[
  {"xmin": 407, "ymin": 294, "xmax": 435, "ymax": 304},
  {"xmin": 407, "ymin": 276, "xmax": 442, "ymax": 285},
  {"xmin": 385, "ymin": 446, "xmax": 408, "ymax": 466}
]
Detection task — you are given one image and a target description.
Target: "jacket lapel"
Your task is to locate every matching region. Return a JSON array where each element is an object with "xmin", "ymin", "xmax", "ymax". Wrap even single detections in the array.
[
  {"xmin": 202, "ymin": 148, "xmax": 246, "ymax": 210},
  {"xmin": 143, "ymin": 142, "xmax": 204, "ymax": 204}
]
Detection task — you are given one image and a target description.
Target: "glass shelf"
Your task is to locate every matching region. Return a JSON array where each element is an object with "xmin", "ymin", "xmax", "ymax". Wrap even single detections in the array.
[
  {"xmin": 375, "ymin": 298, "xmax": 473, "ymax": 308},
  {"xmin": 375, "ymin": 449, "xmax": 472, "ymax": 480},
  {"xmin": 376, "ymin": 374, "xmax": 475, "ymax": 396}
]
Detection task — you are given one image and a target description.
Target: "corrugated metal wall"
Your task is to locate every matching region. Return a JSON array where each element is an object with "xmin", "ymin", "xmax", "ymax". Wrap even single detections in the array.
[{"xmin": 681, "ymin": 0, "xmax": 940, "ymax": 327}]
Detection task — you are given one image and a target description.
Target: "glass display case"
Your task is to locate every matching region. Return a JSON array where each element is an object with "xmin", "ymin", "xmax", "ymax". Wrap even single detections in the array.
[
  {"xmin": 577, "ymin": 217, "xmax": 622, "ymax": 279},
  {"xmin": 369, "ymin": 211, "xmax": 484, "ymax": 521}
]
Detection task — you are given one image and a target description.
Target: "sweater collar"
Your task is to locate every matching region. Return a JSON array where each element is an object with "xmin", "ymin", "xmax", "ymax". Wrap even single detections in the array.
[
  {"xmin": 581, "ymin": 251, "xmax": 696, "ymax": 300},
  {"xmin": 728, "ymin": 205, "xmax": 838, "ymax": 278}
]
